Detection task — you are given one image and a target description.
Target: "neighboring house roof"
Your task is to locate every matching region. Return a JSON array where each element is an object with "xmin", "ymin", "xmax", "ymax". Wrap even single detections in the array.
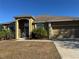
[
  {"xmin": 35, "ymin": 16, "xmax": 79, "ymax": 23},
  {"xmin": 0, "ymin": 21, "xmax": 15, "ymax": 25}
]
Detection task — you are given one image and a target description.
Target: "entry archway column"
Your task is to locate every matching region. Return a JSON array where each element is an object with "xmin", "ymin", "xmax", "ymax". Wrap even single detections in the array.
[
  {"xmin": 29, "ymin": 18, "xmax": 34, "ymax": 38},
  {"xmin": 49, "ymin": 22, "xmax": 53, "ymax": 39},
  {"xmin": 15, "ymin": 19, "xmax": 19, "ymax": 39}
]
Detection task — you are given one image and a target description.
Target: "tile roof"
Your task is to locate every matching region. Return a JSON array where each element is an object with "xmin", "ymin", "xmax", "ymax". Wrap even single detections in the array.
[
  {"xmin": 14, "ymin": 16, "xmax": 34, "ymax": 19},
  {"xmin": 1, "ymin": 16, "xmax": 79, "ymax": 24},
  {"xmin": 34, "ymin": 16, "xmax": 79, "ymax": 22}
]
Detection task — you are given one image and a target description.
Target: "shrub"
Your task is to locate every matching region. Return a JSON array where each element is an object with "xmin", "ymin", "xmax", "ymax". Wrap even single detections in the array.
[
  {"xmin": 32, "ymin": 28, "xmax": 48, "ymax": 39},
  {"xmin": 5, "ymin": 30, "xmax": 12, "ymax": 39},
  {"xmin": 0, "ymin": 29, "xmax": 14, "ymax": 40},
  {"xmin": 0, "ymin": 30, "xmax": 6, "ymax": 40}
]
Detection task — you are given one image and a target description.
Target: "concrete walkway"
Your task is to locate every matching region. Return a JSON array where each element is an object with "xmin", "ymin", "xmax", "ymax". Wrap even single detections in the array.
[
  {"xmin": 16, "ymin": 38, "xmax": 53, "ymax": 42},
  {"xmin": 54, "ymin": 41, "xmax": 79, "ymax": 59}
]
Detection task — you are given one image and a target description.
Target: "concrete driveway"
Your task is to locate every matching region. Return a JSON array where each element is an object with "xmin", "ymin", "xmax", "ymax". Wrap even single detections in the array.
[{"xmin": 54, "ymin": 41, "xmax": 79, "ymax": 59}]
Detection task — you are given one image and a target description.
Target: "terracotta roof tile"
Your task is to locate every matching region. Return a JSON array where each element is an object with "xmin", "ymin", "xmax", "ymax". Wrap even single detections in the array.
[{"xmin": 35, "ymin": 16, "xmax": 79, "ymax": 22}]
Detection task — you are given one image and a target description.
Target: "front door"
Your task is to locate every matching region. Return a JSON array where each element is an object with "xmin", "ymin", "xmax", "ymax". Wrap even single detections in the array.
[{"xmin": 24, "ymin": 22, "xmax": 29, "ymax": 37}]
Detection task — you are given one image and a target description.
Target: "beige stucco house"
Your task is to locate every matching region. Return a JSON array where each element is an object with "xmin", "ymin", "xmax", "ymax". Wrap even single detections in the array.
[{"xmin": 1, "ymin": 16, "xmax": 79, "ymax": 40}]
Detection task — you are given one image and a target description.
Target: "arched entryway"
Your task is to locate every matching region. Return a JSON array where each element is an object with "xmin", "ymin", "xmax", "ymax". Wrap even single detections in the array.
[
  {"xmin": 18, "ymin": 19, "xmax": 29, "ymax": 38},
  {"xmin": 15, "ymin": 16, "xmax": 34, "ymax": 40}
]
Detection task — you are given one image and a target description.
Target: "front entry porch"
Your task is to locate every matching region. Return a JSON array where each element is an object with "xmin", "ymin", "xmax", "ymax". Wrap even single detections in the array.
[{"xmin": 15, "ymin": 16, "xmax": 34, "ymax": 40}]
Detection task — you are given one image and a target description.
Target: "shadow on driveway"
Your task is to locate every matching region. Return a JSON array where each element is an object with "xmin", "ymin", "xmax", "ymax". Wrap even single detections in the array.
[{"xmin": 58, "ymin": 41, "xmax": 79, "ymax": 49}]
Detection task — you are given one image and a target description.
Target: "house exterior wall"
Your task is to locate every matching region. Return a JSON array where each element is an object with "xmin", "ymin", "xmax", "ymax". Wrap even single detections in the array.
[{"xmin": 14, "ymin": 20, "xmax": 79, "ymax": 40}]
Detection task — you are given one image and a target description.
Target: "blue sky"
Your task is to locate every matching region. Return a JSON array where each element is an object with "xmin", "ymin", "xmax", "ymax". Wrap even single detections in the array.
[{"xmin": 0, "ymin": 0, "xmax": 79, "ymax": 23}]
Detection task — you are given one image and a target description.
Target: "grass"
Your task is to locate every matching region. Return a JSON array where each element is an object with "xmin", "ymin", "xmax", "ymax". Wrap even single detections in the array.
[{"xmin": 0, "ymin": 41, "xmax": 61, "ymax": 59}]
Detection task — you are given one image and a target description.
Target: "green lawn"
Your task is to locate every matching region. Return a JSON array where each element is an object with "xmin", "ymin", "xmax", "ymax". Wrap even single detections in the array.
[{"xmin": 0, "ymin": 41, "xmax": 61, "ymax": 59}]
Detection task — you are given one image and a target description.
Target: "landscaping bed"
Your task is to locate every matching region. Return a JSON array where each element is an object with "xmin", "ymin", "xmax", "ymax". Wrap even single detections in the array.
[{"xmin": 0, "ymin": 41, "xmax": 61, "ymax": 59}]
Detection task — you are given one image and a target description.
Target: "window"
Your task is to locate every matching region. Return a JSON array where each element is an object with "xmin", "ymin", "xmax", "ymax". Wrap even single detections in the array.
[{"xmin": 37, "ymin": 23, "xmax": 44, "ymax": 28}]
